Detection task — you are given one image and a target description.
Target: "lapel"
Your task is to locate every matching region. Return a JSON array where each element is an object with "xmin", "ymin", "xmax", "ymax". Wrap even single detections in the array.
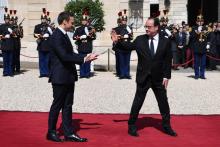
[
  {"xmin": 57, "ymin": 28, "xmax": 73, "ymax": 50},
  {"xmin": 140, "ymin": 34, "xmax": 164, "ymax": 58},
  {"xmin": 140, "ymin": 34, "xmax": 151, "ymax": 57}
]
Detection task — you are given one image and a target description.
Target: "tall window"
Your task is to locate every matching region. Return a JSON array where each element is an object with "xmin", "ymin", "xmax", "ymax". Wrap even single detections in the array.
[
  {"xmin": 128, "ymin": 0, "xmax": 144, "ymax": 30},
  {"xmin": 150, "ymin": 4, "xmax": 159, "ymax": 17},
  {"xmin": 0, "ymin": 0, "xmax": 8, "ymax": 24}
]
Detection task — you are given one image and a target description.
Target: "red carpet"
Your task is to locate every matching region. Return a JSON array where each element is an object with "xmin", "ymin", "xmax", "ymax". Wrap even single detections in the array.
[{"xmin": 0, "ymin": 111, "xmax": 220, "ymax": 147}]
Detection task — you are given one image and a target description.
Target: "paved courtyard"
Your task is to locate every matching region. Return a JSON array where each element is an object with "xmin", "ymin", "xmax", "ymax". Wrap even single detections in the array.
[{"xmin": 1, "ymin": 67, "xmax": 220, "ymax": 115}]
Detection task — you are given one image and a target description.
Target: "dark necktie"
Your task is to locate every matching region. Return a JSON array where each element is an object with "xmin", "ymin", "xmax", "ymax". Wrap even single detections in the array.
[
  {"xmin": 150, "ymin": 37, "xmax": 154, "ymax": 57},
  {"xmin": 65, "ymin": 33, "xmax": 70, "ymax": 41},
  {"xmin": 65, "ymin": 33, "xmax": 69, "ymax": 39}
]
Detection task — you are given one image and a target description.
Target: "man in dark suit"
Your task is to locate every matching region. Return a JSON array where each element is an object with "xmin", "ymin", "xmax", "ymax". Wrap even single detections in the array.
[
  {"xmin": 47, "ymin": 11, "xmax": 98, "ymax": 142},
  {"xmin": 175, "ymin": 26, "xmax": 187, "ymax": 66},
  {"xmin": 111, "ymin": 17, "xmax": 177, "ymax": 137}
]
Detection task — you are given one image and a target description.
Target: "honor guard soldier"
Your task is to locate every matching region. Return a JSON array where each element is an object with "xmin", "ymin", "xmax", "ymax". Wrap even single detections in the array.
[
  {"xmin": 46, "ymin": 11, "xmax": 55, "ymax": 32},
  {"xmin": 0, "ymin": 8, "xmax": 15, "ymax": 76},
  {"xmin": 191, "ymin": 13, "xmax": 208, "ymax": 79},
  {"xmin": 73, "ymin": 9, "xmax": 96, "ymax": 78},
  {"xmin": 34, "ymin": 8, "xmax": 53, "ymax": 78},
  {"xmin": 11, "ymin": 10, "xmax": 24, "ymax": 73},
  {"xmin": 114, "ymin": 9, "xmax": 133, "ymax": 79},
  {"xmin": 160, "ymin": 10, "xmax": 172, "ymax": 39},
  {"xmin": 112, "ymin": 12, "xmax": 122, "ymax": 77}
]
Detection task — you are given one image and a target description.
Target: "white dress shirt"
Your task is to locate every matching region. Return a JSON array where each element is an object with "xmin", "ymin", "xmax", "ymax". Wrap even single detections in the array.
[{"xmin": 148, "ymin": 33, "xmax": 159, "ymax": 54}]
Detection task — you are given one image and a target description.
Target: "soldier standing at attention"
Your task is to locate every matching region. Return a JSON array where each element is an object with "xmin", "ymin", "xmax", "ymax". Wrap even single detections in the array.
[
  {"xmin": 11, "ymin": 10, "xmax": 24, "ymax": 73},
  {"xmin": 0, "ymin": 8, "xmax": 15, "ymax": 77},
  {"xmin": 34, "ymin": 8, "xmax": 53, "ymax": 78},
  {"xmin": 73, "ymin": 9, "xmax": 96, "ymax": 78},
  {"xmin": 159, "ymin": 10, "xmax": 172, "ymax": 39},
  {"xmin": 112, "ymin": 12, "xmax": 122, "ymax": 77},
  {"xmin": 191, "ymin": 14, "xmax": 208, "ymax": 79},
  {"xmin": 116, "ymin": 9, "xmax": 133, "ymax": 79}
]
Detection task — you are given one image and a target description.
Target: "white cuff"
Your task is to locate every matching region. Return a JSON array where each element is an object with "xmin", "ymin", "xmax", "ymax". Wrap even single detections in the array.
[{"xmin": 80, "ymin": 35, "xmax": 87, "ymax": 39}]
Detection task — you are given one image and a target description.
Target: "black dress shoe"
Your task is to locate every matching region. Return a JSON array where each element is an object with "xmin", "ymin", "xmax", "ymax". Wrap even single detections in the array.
[
  {"xmin": 39, "ymin": 74, "xmax": 49, "ymax": 78},
  {"xmin": 119, "ymin": 76, "xmax": 125, "ymax": 79},
  {"xmin": 46, "ymin": 131, "xmax": 63, "ymax": 142},
  {"xmin": 194, "ymin": 76, "xmax": 199, "ymax": 80},
  {"xmin": 64, "ymin": 134, "xmax": 88, "ymax": 142},
  {"xmin": 163, "ymin": 126, "xmax": 177, "ymax": 137},
  {"xmin": 125, "ymin": 76, "xmax": 132, "ymax": 79},
  {"xmin": 128, "ymin": 125, "xmax": 139, "ymax": 137},
  {"xmin": 200, "ymin": 76, "xmax": 206, "ymax": 79}
]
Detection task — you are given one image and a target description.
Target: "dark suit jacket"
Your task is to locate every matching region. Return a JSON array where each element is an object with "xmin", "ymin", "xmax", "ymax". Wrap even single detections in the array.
[
  {"xmin": 207, "ymin": 31, "xmax": 220, "ymax": 54},
  {"xmin": 49, "ymin": 28, "xmax": 85, "ymax": 84},
  {"xmin": 114, "ymin": 34, "xmax": 172, "ymax": 84}
]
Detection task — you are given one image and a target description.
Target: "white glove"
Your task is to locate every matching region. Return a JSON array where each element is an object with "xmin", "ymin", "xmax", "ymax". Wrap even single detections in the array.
[
  {"xmin": 206, "ymin": 44, "xmax": 210, "ymax": 49},
  {"xmin": 80, "ymin": 35, "xmax": 87, "ymax": 39},
  {"xmin": 5, "ymin": 34, "xmax": 10, "ymax": 38},
  {"xmin": 84, "ymin": 27, "xmax": 89, "ymax": 36},
  {"xmin": 198, "ymin": 26, "xmax": 202, "ymax": 32},
  {"xmin": 165, "ymin": 29, "xmax": 172, "ymax": 37},
  {"xmin": 47, "ymin": 27, "xmax": 53, "ymax": 35},
  {"xmin": 43, "ymin": 33, "xmax": 49, "ymax": 38},
  {"xmin": 8, "ymin": 28, "xmax": 13, "ymax": 34},
  {"xmin": 126, "ymin": 26, "xmax": 132, "ymax": 34},
  {"xmin": 124, "ymin": 34, "xmax": 129, "ymax": 38}
]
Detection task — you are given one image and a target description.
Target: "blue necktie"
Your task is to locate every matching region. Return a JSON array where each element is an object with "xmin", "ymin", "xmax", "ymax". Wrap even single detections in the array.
[{"xmin": 150, "ymin": 38, "xmax": 154, "ymax": 57}]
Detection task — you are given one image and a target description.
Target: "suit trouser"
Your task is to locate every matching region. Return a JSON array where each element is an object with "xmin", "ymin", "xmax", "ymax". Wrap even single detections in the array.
[
  {"xmin": 172, "ymin": 50, "xmax": 178, "ymax": 66},
  {"xmin": 48, "ymin": 84, "xmax": 75, "ymax": 136},
  {"xmin": 177, "ymin": 47, "xmax": 186, "ymax": 65},
  {"xmin": 208, "ymin": 52, "xmax": 217, "ymax": 70},
  {"xmin": 38, "ymin": 50, "xmax": 49, "ymax": 76},
  {"xmin": 128, "ymin": 78, "xmax": 170, "ymax": 126},
  {"xmin": 2, "ymin": 50, "xmax": 13, "ymax": 76},
  {"xmin": 194, "ymin": 53, "xmax": 206, "ymax": 78},
  {"xmin": 118, "ymin": 51, "xmax": 131, "ymax": 77}
]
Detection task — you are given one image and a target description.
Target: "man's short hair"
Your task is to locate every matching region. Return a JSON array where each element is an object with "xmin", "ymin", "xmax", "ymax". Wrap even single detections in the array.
[
  {"xmin": 57, "ymin": 11, "xmax": 72, "ymax": 25},
  {"xmin": 148, "ymin": 17, "xmax": 160, "ymax": 27}
]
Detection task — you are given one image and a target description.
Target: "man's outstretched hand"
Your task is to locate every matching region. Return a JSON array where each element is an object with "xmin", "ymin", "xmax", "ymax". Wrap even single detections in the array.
[{"xmin": 85, "ymin": 53, "xmax": 99, "ymax": 62}]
